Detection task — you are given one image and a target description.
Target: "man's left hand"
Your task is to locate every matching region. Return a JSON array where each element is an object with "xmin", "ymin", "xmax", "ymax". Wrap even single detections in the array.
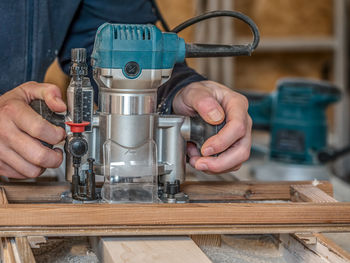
[{"xmin": 172, "ymin": 80, "xmax": 252, "ymax": 173}]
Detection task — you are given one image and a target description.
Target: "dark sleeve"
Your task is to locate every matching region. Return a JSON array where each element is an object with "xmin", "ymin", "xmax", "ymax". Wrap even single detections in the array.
[
  {"xmin": 58, "ymin": 0, "xmax": 158, "ymax": 103},
  {"xmin": 58, "ymin": 0, "xmax": 207, "ymax": 108},
  {"xmin": 157, "ymin": 63, "xmax": 207, "ymax": 114}
]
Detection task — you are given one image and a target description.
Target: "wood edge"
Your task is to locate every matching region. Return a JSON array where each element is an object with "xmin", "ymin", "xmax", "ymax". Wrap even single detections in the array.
[{"xmin": 314, "ymin": 233, "xmax": 350, "ymax": 261}]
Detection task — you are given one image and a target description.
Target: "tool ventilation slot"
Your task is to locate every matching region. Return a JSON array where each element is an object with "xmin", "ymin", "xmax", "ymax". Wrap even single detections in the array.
[{"xmin": 113, "ymin": 25, "xmax": 152, "ymax": 40}]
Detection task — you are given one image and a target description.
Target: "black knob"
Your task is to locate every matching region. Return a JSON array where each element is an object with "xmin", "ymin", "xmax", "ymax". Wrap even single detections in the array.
[
  {"xmin": 166, "ymin": 180, "xmax": 180, "ymax": 195},
  {"xmin": 124, "ymin": 61, "xmax": 140, "ymax": 77},
  {"xmin": 68, "ymin": 137, "xmax": 88, "ymax": 158}
]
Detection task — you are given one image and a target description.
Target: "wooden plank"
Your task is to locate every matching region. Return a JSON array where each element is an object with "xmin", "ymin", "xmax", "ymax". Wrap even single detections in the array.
[
  {"xmin": 291, "ymin": 184, "xmax": 350, "ymax": 262},
  {"xmin": 314, "ymin": 233, "xmax": 350, "ymax": 262},
  {"xmin": 0, "ymin": 237, "xmax": 16, "ymax": 263},
  {"xmin": 182, "ymin": 181, "xmax": 333, "ymax": 201},
  {"xmin": 0, "ymin": 187, "xmax": 36, "ymax": 263},
  {"xmin": 15, "ymin": 237, "xmax": 36, "ymax": 263},
  {"xmin": 293, "ymin": 232, "xmax": 317, "ymax": 245},
  {"xmin": 1, "ymin": 224, "xmax": 350, "ymax": 237},
  {"xmin": 290, "ymin": 185, "xmax": 337, "ymax": 203},
  {"xmin": 1, "ymin": 182, "xmax": 69, "ymax": 203},
  {"xmin": 96, "ymin": 236, "xmax": 212, "ymax": 263},
  {"xmin": 280, "ymin": 234, "xmax": 329, "ymax": 263},
  {"xmin": 0, "ymin": 188, "xmax": 16, "ymax": 263},
  {"xmin": 190, "ymin": 235, "xmax": 221, "ymax": 247},
  {"xmin": 27, "ymin": 236, "xmax": 47, "ymax": 249},
  {"xmin": 0, "ymin": 181, "xmax": 333, "ymax": 203},
  {"xmin": 281, "ymin": 233, "xmax": 350, "ymax": 263},
  {"xmin": 0, "ymin": 202, "xmax": 350, "ymax": 226}
]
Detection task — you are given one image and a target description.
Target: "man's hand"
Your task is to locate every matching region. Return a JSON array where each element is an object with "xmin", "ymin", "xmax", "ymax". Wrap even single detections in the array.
[
  {"xmin": 173, "ymin": 80, "xmax": 252, "ymax": 173},
  {"xmin": 0, "ymin": 82, "xmax": 66, "ymax": 179}
]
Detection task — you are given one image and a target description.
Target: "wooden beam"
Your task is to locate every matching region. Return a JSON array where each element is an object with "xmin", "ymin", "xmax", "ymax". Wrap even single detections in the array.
[
  {"xmin": 1, "ymin": 182, "xmax": 69, "ymax": 203},
  {"xmin": 0, "ymin": 202, "xmax": 350, "ymax": 226},
  {"xmin": 0, "ymin": 188, "xmax": 36, "ymax": 263},
  {"xmin": 1, "ymin": 224, "xmax": 350, "ymax": 237},
  {"xmin": 182, "ymin": 181, "xmax": 333, "ymax": 201},
  {"xmin": 0, "ymin": 237, "xmax": 16, "ymax": 263},
  {"xmin": 290, "ymin": 185, "xmax": 337, "ymax": 203},
  {"xmin": 280, "ymin": 234, "xmax": 350, "ymax": 263},
  {"xmin": 0, "ymin": 181, "xmax": 333, "ymax": 203},
  {"xmin": 0, "ymin": 188, "xmax": 16, "ymax": 263},
  {"xmin": 314, "ymin": 233, "xmax": 350, "ymax": 262},
  {"xmin": 190, "ymin": 234, "xmax": 221, "ymax": 247},
  {"xmin": 15, "ymin": 237, "xmax": 36, "ymax": 263},
  {"xmin": 95, "ymin": 236, "xmax": 212, "ymax": 263},
  {"xmin": 290, "ymin": 184, "xmax": 350, "ymax": 262}
]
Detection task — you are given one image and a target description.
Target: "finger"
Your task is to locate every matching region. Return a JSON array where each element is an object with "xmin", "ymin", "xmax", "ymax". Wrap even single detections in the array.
[
  {"xmin": 187, "ymin": 142, "xmax": 200, "ymax": 167},
  {"xmin": 0, "ymin": 160, "xmax": 27, "ymax": 179},
  {"xmin": 0, "ymin": 147, "xmax": 44, "ymax": 178},
  {"xmin": 17, "ymin": 81, "xmax": 66, "ymax": 112},
  {"xmin": 6, "ymin": 100, "xmax": 65, "ymax": 145},
  {"xmin": 6, "ymin": 124, "xmax": 63, "ymax": 169},
  {"xmin": 201, "ymin": 95, "xmax": 250, "ymax": 156},
  {"xmin": 194, "ymin": 127, "xmax": 252, "ymax": 173},
  {"xmin": 183, "ymin": 86, "xmax": 225, "ymax": 125},
  {"xmin": 187, "ymin": 142, "xmax": 200, "ymax": 158}
]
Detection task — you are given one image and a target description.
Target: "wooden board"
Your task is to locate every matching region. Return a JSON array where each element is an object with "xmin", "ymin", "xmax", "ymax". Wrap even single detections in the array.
[
  {"xmin": 96, "ymin": 236, "xmax": 211, "ymax": 263},
  {"xmin": 0, "ymin": 180, "xmax": 333, "ymax": 203},
  {"xmin": 291, "ymin": 184, "xmax": 337, "ymax": 203},
  {"xmin": 2, "ymin": 224, "xmax": 350, "ymax": 238},
  {"xmin": 0, "ymin": 202, "xmax": 350, "ymax": 226},
  {"xmin": 289, "ymin": 184, "xmax": 350, "ymax": 262},
  {"xmin": 182, "ymin": 180, "xmax": 333, "ymax": 201}
]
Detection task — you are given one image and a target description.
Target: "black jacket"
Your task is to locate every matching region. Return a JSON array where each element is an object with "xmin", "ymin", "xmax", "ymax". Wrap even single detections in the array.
[{"xmin": 0, "ymin": 0, "xmax": 205, "ymax": 113}]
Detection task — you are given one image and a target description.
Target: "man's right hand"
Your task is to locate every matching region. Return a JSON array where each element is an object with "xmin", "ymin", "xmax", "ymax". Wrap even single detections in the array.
[{"xmin": 0, "ymin": 81, "xmax": 66, "ymax": 179}]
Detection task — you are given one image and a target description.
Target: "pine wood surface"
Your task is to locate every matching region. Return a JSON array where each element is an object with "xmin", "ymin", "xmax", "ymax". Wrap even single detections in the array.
[{"xmin": 98, "ymin": 236, "xmax": 211, "ymax": 263}]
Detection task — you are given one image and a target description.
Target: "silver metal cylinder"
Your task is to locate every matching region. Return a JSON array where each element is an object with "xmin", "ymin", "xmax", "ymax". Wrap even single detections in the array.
[
  {"xmin": 157, "ymin": 116, "xmax": 186, "ymax": 184},
  {"xmin": 98, "ymin": 88, "xmax": 156, "ymax": 115}
]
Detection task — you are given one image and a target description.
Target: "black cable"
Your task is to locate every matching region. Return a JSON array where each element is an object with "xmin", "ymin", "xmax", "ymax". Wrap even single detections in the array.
[
  {"xmin": 171, "ymin": 10, "xmax": 260, "ymax": 58},
  {"xmin": 151, "ymin": 0, "xmax": 171, "ymax": 32}
]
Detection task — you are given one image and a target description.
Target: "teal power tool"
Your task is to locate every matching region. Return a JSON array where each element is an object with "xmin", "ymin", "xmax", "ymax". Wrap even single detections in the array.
[
  {"xmin": 246, "ymin": 78, "xmax": 341, "ymax": 181},
  {"xmin": 33, "ymin": 11, "xmax": 260, "ymax": 203}
]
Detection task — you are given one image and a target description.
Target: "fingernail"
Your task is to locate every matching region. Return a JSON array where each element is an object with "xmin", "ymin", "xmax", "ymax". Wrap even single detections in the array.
[
  {"xmin": 203, "ymin": 147, "xmax": 214, "ymax": 156},
  {"xmin": 196, "ymin": 163, "xmax": 208, "ymax": 171},
  {"xmin": 208, "ymin": 109, "xmax": 223, "ymax": 122}
]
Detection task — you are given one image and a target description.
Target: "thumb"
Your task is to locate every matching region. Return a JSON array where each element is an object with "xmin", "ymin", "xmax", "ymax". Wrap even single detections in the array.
[
  {"xmin": 18, "ymin": 82, "xmax": 66, "ymax": 113},
  {"xmin": 190, "ymin": 90, "xmax": 225, "ymax": 125}
]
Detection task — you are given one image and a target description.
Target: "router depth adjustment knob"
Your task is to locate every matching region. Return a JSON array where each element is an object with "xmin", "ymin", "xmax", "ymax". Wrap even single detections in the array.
[{"xmin": 67, "ymin": 136, "xmax": 88, "ymax": 158}]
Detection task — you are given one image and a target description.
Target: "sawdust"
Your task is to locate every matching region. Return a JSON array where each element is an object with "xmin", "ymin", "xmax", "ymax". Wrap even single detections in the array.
[{"xmin": 32, "ymin": 237, "xmax": 98, "ymax": 263}]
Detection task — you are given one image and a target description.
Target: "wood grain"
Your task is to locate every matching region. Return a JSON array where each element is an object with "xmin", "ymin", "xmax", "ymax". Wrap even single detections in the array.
[
  {"xmin": 290, "ymin": 185, "xmax": 337, "ymax": 203},
  {"xmin": 98, "ymin": 236, "xmax": 211, "ymax": 263},
  {"xmin": 1, "ymin": 224, "xmax": 350, "ymax": 238},
  {"xmin": 15, "ymin": 237, "xmax": 36, "ymax": 263},
  {"xmin": 0, "ymin": 202, "xmax": 349, "ymax": 226},
  {"xmin": 1, "ymin": 181, "xmax": 333, "ymax": 203},
  {"xmin": 182, "ymin": 180, "xmax": 333, "ymax": 201},
  {"xmin": 290, "ymin": 184, "xmax": 350, "ymax": 262},
  {"xmin": 1, "ymin": 182, "xmax": 69, "ymax": 203}
]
